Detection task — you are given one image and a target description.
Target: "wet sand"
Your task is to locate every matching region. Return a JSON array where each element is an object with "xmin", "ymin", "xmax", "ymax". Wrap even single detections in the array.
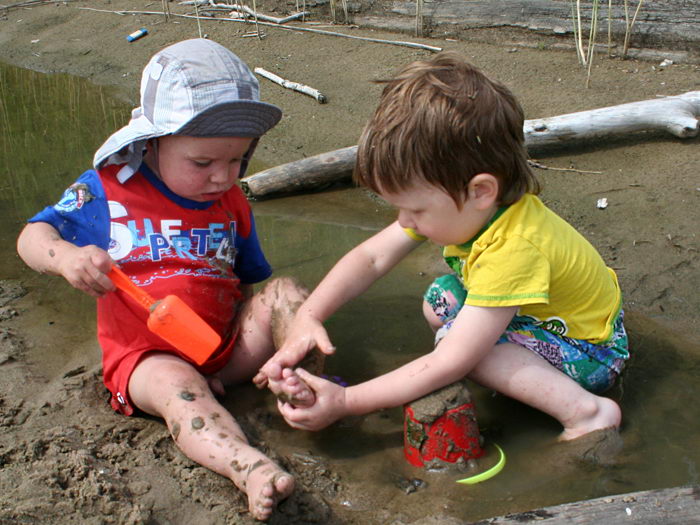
[{"xmin": 1, "ymin": 1, "xmax": 699, "ymax": 523}]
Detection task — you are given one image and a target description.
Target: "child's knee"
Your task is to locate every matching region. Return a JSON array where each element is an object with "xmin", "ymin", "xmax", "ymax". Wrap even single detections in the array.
[
  {"xmin": 129, "ymin": 353, "xmax": 209, "ymax": 415},
  {"xmin": 261, "ymin": 277, "xmax": 309, "ymax": 306},
  {"xmin": 256, "ymin": 277, "xmax": 309, "ymax": 325},
  {"xmin": 423, "ymin": 273, "xmax": 466, "ymax": 325},
  {"xmin": 243, "ymin": 277, "xmax": 309, "ymax": 349},
  {"xmin": 422, "ymin": 299, "xmax": 443, "ymax": 331}
]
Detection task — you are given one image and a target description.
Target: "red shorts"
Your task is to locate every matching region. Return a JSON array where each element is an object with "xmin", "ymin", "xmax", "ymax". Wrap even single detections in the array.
[{"xmin": 106, "ymin": 328, "xmax": 239, "ymax": 416}]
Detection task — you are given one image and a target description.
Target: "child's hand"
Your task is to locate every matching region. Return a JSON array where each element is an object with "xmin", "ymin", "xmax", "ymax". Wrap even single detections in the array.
[
  {"xmin": 254, "ymin": 314, "xmax": 336, "ymax": 388},
  {"xmin": 56, "ymin": 244, "xmax": 115, "ymax": 298},
  {"xmin": 277, "ymin": 368, "xmax": 346, "ymax": 431},
  {"xmin": 17, "ymin": 223, "xmax": 115, "ymax": 298}
]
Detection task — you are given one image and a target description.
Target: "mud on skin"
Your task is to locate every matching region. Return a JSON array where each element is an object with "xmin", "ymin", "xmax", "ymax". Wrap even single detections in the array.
[{"xmin": 179, "ymin": 390, "xmax": 196, "ymax": 401}]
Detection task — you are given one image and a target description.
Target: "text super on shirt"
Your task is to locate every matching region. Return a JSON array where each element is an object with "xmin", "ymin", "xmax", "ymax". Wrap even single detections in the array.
[{"xmin": 29, "ymin": 162, "xmax": 272, "ymax": 366}]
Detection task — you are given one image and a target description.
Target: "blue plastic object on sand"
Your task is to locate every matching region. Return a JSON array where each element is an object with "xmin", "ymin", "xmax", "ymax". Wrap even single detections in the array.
[{"xmin": 126, "ymin": 28, "xmax": 148, "ymax": 42}]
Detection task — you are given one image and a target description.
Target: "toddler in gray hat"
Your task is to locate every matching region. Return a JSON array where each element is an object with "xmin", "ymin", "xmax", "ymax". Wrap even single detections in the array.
[{"xmin": 17, "ymin": 38, "xmax": 309, "ymax": 521}]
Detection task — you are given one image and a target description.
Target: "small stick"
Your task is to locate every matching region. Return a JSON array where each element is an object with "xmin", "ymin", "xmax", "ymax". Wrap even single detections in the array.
[
  {"xmin": 528, "ymin": 160, "xmax": 602, "ymax": 174},
  {"xmin": 276, "ymin": 11, "xmax": 308, "ymax": 24},
  {"xmin": 254, "ymin": 67, "xmax": 327, "ymax": 103},
  {"xmin": 1, "ymin": 0, "xmax": 43, "ymax": 8},
  {"xmin": 622, "ymin": 0, "xmax": 644, "ymax": 58},
  {"xmin": 161, "ymin": 0, "xmax": 171, "ymax": 21},
  {"xmin": 251, "ymin": 0, "xmax": 261, "ymax": 39},
  {"xmin": 2, "ymin": 0, "xmax": 60, "ymax": 8},
  {"xmin": 607, "ymin": 0, "xmax": 613, "ymax": 56},
  {"xmin": 416, "ymin": 0, "xmax": 423, "ymax": 37},
  {"xmin": 193, "ymin": 1, "xmax": 203, "ymax": 37}
]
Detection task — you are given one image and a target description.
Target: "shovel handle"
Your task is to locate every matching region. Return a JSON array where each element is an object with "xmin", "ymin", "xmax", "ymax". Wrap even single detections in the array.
[{"xmin": 109, "ymin": 266, "xmax": 156, "ymax": 311}]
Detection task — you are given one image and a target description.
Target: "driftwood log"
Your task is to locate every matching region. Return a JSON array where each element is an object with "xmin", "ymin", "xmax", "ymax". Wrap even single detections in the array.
[
  {"xmin": 480, "ymin": 485, "xmax": 700, "ymax": 524},
  {"xmin": 241, "ymin": 91, "xmax": 700, "ymax": 198},
  {"xmin": 242, "ymin": 146, "xmax": 358, "ymax": 198},
  {"xmin": 525, "ymin": 90, "xmax": 700, "ymax": 149},
  {"xmin": 357, "ymin": 0, "xmax": 700, "ymax": 56}
]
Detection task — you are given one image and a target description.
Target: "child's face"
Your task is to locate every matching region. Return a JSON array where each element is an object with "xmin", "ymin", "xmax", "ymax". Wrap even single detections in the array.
[
  {"xmin": 379, "ymin": 177, "xmax": 499, "ymax": 246},
  {"xmin": 150, "ymin": 135, "xmax": 254, "ymax": 202}
]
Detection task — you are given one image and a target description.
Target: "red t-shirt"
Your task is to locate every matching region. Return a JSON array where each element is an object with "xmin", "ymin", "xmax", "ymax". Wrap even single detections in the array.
[{"xmin": 30, "ymin": 163, "xmax": 272, "ymax": 415}]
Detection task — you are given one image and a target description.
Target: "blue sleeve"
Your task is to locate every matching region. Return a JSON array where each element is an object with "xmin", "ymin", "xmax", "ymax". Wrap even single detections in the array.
[
  {"xmin": 28, "ymin": 170, "xmax": 111, "ymax": 250},
  {"xmin": 234, "ymin": 211, "xmax": 272, "ymax": 284}
]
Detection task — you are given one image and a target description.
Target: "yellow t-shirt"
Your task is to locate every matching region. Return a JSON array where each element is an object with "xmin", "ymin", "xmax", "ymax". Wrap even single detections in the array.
[{"xmin": 408, "ymin": 194, "xmax": 622, "ymax": 343}]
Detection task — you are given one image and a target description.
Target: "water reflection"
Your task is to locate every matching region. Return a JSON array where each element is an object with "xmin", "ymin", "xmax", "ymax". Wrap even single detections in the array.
[
  {"xmin": 0, "ymin": 62, "xmax": 130, "ymax": 277},
  {"xmin": 1, "ymin": 60, "xmax": 698, "ymax": 522}
]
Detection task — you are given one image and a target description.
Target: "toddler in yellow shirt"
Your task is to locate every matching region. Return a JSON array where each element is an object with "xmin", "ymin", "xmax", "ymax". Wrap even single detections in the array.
[{"xmin": 255, "ymin": 52, "xmax": 629, "ymax": 441}]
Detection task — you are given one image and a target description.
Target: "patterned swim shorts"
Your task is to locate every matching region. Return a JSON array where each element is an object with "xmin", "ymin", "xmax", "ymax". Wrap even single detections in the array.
[{"xmin": 424, "ymin": 273, "xmax": 630, "ymax": 393}]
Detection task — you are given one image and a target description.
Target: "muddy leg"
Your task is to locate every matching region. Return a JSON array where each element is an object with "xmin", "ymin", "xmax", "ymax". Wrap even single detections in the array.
[
  {"xmin": 267, "ymin": 277, "xmax": 309, "ymax": 350},
  {"xmin": 264, "ymin": 278, "xmax": 322, "ymax": 407},
  {"xmin": 129, "ymin": 353, "xmax": 294, "ymax": 521}
]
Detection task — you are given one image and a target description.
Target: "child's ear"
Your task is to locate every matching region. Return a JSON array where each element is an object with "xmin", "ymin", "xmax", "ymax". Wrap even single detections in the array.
[{"xmin": 468, "ymin": 173, "xmax": 500, "ymax": 208}]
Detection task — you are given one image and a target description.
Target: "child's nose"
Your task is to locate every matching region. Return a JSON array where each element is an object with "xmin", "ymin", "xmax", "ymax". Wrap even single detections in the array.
[
  {"xmin": 397, "ymin": 210, "xmax": 415, "ymax": 230},
  {"xmin": 210, "ymin": 166, "xmax": 235, "ymax": 184}
]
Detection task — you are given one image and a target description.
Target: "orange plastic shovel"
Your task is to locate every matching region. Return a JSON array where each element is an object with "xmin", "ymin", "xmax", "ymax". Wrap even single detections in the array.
[{"xmin": 108, "ymin": 266, "xmax": 221, "ymax": 365}]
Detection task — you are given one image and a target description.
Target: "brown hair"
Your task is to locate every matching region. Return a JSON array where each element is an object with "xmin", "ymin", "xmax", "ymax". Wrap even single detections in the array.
[{"xmin": 354, "ymin": 51, "xmax": 539, "ymax": 206}]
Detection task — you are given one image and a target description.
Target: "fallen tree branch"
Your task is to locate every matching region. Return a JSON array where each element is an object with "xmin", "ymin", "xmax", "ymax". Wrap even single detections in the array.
[
  {"xmin": 78, "ymin": 7, "xmax": 442, "ymax": 52},
  {"xmin": 242, "ymin": 146, "xmax": 357, "ymax": 198},
  {"xmin": 242, "ymin": 91, "xmax": 700, "ymax": 198},
  {"xmin": 255, "ymin": 67, "xmax": 327, "ymax": 103},
  {"xmin": 525, "ymin": 90, "xmax": 700, "ymax": 148}
]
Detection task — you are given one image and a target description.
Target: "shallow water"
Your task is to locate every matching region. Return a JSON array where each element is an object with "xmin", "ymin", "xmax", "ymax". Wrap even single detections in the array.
[{"xmin": 1, "ymin": 61, "xmax": 698, "ymax": 522}]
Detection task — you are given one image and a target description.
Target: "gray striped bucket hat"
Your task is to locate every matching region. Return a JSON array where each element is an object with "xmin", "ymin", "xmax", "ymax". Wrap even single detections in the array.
[{"xmin": 93, "ymin": 38, "xmax": 281, "ymax": 183}]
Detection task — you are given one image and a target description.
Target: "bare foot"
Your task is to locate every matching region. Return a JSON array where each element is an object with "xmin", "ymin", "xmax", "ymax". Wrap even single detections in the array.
[
  {"xmin": 244, "ymin": 461, "xmax": 295, "ymax": 521},
  {"xmin": 275, "ymin": 367, "xmax": 316, "ymax": 408},
  {"xmin": 559, "ymin": 396, "xmax": 621, "ymax": 441}
]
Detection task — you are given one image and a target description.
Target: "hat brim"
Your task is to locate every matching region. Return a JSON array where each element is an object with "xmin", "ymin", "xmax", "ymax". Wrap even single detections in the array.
[
  {"xmin": 176, "ymin": 100, "xmax": 282, "ymax": 137},
  {"xmin": 93, "ymin": 100, "xmax": 282, "ymax": 170}
]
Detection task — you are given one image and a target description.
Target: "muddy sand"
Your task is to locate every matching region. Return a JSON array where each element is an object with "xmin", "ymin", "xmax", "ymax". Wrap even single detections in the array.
[{"xmin": 1, "ymin": 1, "xmax": 699, "ymax": 523}]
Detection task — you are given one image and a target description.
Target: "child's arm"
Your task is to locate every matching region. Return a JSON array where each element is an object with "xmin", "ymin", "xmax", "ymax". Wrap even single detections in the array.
[
  {"xmin": 279, "ymin": 303, "xmax": 518, "ymax": 430},
  {"xmin": 255, "ymin": 221, "xmax": 421, "ymax": 385},
  {"xmin": 17, "ymin": 222, "xmax": 115, "ymax": 298}
]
